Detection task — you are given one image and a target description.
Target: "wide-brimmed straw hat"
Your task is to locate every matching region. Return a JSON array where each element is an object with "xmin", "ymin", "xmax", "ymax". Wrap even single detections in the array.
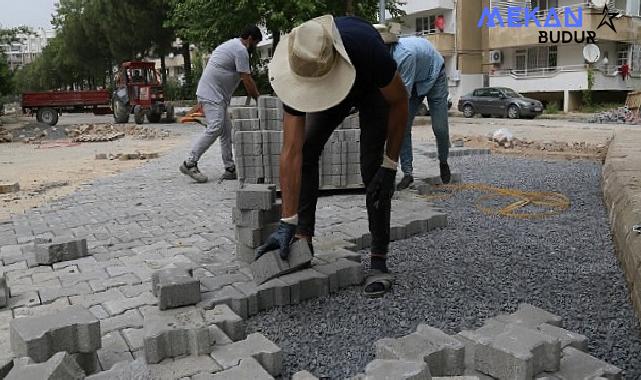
[
  {"xmin": 374, "ymin": 23, "xmax": 398, "ymax": 44},
  {"xmin": 268, "ymin": 15, "xmax": 356, "ymax": 113}
]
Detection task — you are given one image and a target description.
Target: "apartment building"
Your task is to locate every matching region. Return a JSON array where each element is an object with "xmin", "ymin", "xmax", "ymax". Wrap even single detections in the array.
[
  {"xmin": 397, "ymin": 0, "xmax": 485, "ymax": 105},
  {"xmin": 485, "ymin": 0, "xmax": 641, "ymax": 111},
  {"xmin": 0, "ymin": 28, "xmax": 54, "ymax": 71}
]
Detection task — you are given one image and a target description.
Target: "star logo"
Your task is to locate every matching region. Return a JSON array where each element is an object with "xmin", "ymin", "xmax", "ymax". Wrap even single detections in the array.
[{"xmin": 597, "ymin": 4, "xmax": 620, "ymax": 33}]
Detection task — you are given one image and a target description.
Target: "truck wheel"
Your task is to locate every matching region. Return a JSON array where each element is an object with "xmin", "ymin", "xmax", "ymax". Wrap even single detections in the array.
[
  {"xmin": 37, "ymin": 108, "xmax": 59, "ymax": 126},
  {"xmin": 165, "ymin": 104, "xmax": 175, "ymax": 121},
  {"xmin": 113, "ymin": 99, "xmax": 129, "ymax": 123},
  {"xmin": 147, "ymin": 112, "xmax": 161, "ymax": 123},
  {"xmin": 134, "ymin": 106, "xmax": 145, "ymax": 125}
]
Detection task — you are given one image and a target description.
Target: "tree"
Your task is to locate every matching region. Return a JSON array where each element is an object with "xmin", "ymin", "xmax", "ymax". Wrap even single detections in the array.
[
  {"xmin": 168, "ymin": 0, "xmax": 404, "ymax": 49},
  {"xmin": 0, "ymin": 55, "xmax": 11, "ymax": 96}
]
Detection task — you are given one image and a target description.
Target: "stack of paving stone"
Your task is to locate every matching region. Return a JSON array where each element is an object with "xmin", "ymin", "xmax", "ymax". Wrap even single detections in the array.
[
  {"xmin": 231, "ymin": 95, "xmax": 365, "ymax": 189},
  {"xmin": 233, "ymin": 184, "xmax": 282, "ymax": 263},
  {"xmin": 349, "ymin": 303, "xmax": 621, "ymax": 380}
]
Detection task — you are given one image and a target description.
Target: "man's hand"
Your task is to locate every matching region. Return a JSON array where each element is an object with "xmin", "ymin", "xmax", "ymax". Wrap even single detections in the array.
[
  {"xmin": 240, "ymin": 73, "xmax": 260, "ymax": 100},
  {"xmin": 255, "ymin": 220, "xmax": 297, "ymax": 260},
  {"xmin": 367, "ymin": 166, "xmax": 397, "ymax": 209}
]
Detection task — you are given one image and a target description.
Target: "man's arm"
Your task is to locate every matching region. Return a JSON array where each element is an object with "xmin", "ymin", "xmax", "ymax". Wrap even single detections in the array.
[
  {"xmin": 379, "ymin": 72, "xmax": 409, "ymax": 162},
  {"xmin": 240, "ymin": 73, "xmax": 260, "ymax": 100},
  {"xmin": 280, "ymin": 112, "xmax": 306, "ymax": 218}
]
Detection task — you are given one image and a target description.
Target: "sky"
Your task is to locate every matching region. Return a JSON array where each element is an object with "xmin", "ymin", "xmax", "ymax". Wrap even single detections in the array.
[{"xmin": 0, "ymin": 0, "xmax": 57, "ymax": 29}]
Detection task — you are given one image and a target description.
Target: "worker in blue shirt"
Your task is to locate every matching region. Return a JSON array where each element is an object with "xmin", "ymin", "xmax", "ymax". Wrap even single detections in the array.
[{"xmin": 376, "ymin": 25, "xmax": 451, "ymax": 189}]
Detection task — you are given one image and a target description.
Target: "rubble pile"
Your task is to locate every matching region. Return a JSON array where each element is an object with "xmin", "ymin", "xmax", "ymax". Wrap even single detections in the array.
[
  {"xmin": 0, "ymin": 127, "xmax": 13, "ymax": 143},
  {"xmin": 65, "ymin": 124, "xmax": 171, "ymax": 141}
]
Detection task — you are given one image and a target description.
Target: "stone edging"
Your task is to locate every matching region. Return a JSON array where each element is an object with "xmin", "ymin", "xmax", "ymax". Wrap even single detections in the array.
[{"xmin": 601, "ymin": 129, "xmax": 641, "ymax": 325}]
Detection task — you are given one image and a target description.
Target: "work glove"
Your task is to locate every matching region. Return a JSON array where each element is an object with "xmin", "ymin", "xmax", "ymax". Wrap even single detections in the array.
[
  {"xmin": 367, "ymin": 155, "xmax": 398, "ymax": 210},
  {"xmin": 255, "ymin": 220, "xmax": 297, "ymax": 261}
]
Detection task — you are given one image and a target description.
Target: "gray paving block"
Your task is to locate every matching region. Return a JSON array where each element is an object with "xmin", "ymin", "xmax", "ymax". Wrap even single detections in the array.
[
  {"xmin": 279, "ymin": 268, "xmax": 329, "ymax": 303},
  {"xmin": 232, "ymin": 204, "xmax": 281, "ymax": 228},
  {"xmin": 235, "ymin": 226, "xmax": 265, "ymax": 248},
  {"xmin": 250, "ymin": 240, "xmax": 313, "ymax": 285},
  {"xmin": 293, "ymin": 370, "xmax": 320, "ymax": 379},
  {"xmin": 259, "ymin": 278, "xmax": 289, "ymax": 307},
  {"xmin": 204, "ymin": 304, "xmax": 246, "ymax": 341},
  {"xmin": 316, "ymin": 247, "xmax": 362, "ymax": 263},
  {"xmin": 375, "ymin": 325, "xmax": 464, "ymax": 376},
  {"xmin": 211, "ymin": 357, "xmax": 274, "ymax": 380},
  {"xmin": 151, "ymin": 268, "xmax": 200, "ymax": 310},
  {"xmin": 97, "ymin": 330, "xmax": 133, "ymax": 371},
  {"xmin": 258, "ymin": 95, "xmax": 282, "ymax": 109},
  {"xmin": 201, "ymin": 273, "xmax": 250, "ymax": 292},
  {"xmin": 34, "ymin": 238, "xmax": 89, "ymax": 265},
  {"xmin": 493, "ymin": 303, "xmax": 562, "ymax": 328},
  {"xmin": 148, "ymin": 355, "xmax": 222, "ymax": 380},
  {"xmin": 232, "ymin": 281, "xmax": 260, "ymax": 316},
  {"xmin": 103, "ymin": 292, "xmax": 156, "ymax": 316},
  {"xmin": 86, "ymin": 358, "xmax": 152, "ymax": 379},
  {"xmin": 537, "ymin": 323, "xmax": 588, "ymax": 351},
  {"xmin": 232, "ymin": 118, "xmax": 261, "ymax": 131},
  {"xmin": 230, "ymin": 106, "xmax": 258, "ymax": 120},
  {"xmin": 142, "ymin": 307, "xmax": 221, "ymax": 364},
  {"xmin": 72, "ymin": 352, "xmax": 100, "ymax": 376},
  {"xmin": 236, "ymin": 184, "xmax": 276, "ymax": 210},
  {"xmin": 0, "ymin": 273, "xmax": 9, "ymax": 308},
  {"xmin": 10, "ymin": 305, "xmax": 101, "ymax": 363},
  {"xmin": 39, "ymin": 282, "xmax": 92, "ymax": 304},
  {"xmin": 101, "ymin": 309, "xmax": 144, "ymax": 334},
  {"xmin": 199, "ymin": 285, "xmax": 249, "ymax": 319},
  {"xmin": 459, "ymin": 320, "xmax": 560, "ymax": 380},
  {"xmin": 210, "ymin": 332, "xmax": 283, "ymax": 377},
  {"xmin": 554, "ymin": 346, "xmax": 621, "ymax": 379},
  {"xmin": 361, "ymin": 359, "xmax": 431, "ymax": 380},
  {"xmin": 6, "ymin": 351, "xmax": 85, "ymax": 380},
  {"xmin": 236, "ymin": 243, "xmax": 257, "ymax": 264},
  {"xmin": 450, "ymin": 173, "xmax": 463, "ymax": 184}
]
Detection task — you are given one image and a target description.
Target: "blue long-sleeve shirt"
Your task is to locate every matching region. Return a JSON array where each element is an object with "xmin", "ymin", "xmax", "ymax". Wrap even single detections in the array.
[{"xmin": 392, "ymin": 37, "xmax": 444, "ymax": 97}]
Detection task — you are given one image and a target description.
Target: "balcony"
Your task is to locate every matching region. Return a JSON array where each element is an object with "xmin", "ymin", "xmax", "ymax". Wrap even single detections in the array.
[
  {"xmin": 486, "ymin": 1, "xmax": 641, "ymax": 49},
  {"xmin": 402, "ymin": 0, "xmax": 455, "ymax": 15},
  {"xmin": 424, "ymin": 33, "xmax": 456, "ymax": 56},
  {"xmin": 490, "ymin": 64, "xmax": 641, "ymax": 92}
]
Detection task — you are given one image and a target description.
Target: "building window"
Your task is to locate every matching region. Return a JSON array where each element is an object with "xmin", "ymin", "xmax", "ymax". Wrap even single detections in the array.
[
  {"xmin": 515, "ymin": 46, "xmax": 556, "ymax": 72},
  {"xmin": 617, "ymin": 43, "xmax": 629, "ymax": 66},
  {"xmin": 416, "ymin": 15, "xmax": 436, "ymax": 34},
  {"xmin": 531, "ymin": 0, "xmax": 558, "ymax": 11}
]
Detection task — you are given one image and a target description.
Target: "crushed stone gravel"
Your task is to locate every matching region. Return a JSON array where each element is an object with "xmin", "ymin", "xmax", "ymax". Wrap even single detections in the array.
[{"xmin": 247, "ymin": 154, "xmax": 641, "ymax": 379}]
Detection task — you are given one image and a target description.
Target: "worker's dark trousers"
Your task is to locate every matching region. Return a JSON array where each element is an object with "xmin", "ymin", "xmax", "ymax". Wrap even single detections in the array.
[{"xmin": 297, "ymin": 89, "xmax": 391, "ymax": 255}]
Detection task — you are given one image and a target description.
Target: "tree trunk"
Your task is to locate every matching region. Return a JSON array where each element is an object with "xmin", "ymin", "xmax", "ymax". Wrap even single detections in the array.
[
  {"xmin": 182, "ymin": 41, "xmax": 193, "ymax": 99},
  {"xmin": 345, "ymin": 0, "xmax": 354, "ymax": 15},
  {"xmin": 272, "ymin": 29, "xmax": 280, "ymax": 50},
  {"xmin": 160, "ymin": 55, "xmax": 167, "ymax": 86}
]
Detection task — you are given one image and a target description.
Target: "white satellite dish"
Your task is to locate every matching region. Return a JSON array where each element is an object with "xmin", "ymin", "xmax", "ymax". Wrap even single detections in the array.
[
  {"xmin": 590, "ymin": 0, "xmax": 607, "ymax": 8},
  {"xmin": 583, "ymin": 44, "xmax": 601, "ymax": 63}
]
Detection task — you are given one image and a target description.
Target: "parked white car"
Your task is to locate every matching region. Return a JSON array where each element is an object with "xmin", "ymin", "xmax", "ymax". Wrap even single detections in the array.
[{"xmin": 416, "ymin": 94, "xmax": 453, "ymax": 116}]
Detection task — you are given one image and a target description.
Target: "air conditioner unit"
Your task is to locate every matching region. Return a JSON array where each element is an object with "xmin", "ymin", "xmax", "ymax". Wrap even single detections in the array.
[{"xmin": 489, "ymin": 50, "xmax": 502, "ymax": 64}]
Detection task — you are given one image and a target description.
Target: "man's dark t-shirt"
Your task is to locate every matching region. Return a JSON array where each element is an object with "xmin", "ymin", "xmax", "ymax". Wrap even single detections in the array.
[{"xmin": 284, "ymin": 16, "xmax": 397, "ymax": 116}]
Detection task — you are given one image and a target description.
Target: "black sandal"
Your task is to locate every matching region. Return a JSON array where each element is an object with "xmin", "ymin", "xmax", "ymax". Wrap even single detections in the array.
[{"xmin": 363, "ymin": 270, "xmax": 394, "ymax": 298}]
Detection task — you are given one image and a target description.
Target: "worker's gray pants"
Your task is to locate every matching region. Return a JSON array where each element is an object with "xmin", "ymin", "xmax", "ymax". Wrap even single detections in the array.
[{"xmin": 186, "ymin": 99, "xmax": 235, "ymax": 170}]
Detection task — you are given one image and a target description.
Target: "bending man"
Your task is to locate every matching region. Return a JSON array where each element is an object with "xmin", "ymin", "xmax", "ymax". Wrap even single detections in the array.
[
  {"xmin": 257, "ymin": 15, "xmax": 409, "ymax": 298},
  {"xmin": 377, "ymin": 25, "xmax": 451, "ymax": 189}
]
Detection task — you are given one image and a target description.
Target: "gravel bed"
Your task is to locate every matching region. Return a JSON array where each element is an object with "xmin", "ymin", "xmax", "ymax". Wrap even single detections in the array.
[{"xmin": 247, "ymin": 154, "xmax": 641, "ymax": 379}]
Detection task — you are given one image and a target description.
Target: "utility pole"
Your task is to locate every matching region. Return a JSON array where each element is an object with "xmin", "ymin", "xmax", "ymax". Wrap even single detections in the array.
[{"xmin": 379, "ymin": 0, "xmax": 385, "ymax": 23}]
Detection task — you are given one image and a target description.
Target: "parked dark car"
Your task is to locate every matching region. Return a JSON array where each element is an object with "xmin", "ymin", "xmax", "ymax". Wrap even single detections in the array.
[{"xmin": 457, "ymin": 87, "xmax": 543, "ymax": 119}]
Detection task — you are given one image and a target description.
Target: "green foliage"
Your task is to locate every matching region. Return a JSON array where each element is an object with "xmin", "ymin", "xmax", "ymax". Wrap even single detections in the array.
[
  {"xmin": 167, "ymin": 0, "xmax": 405, "ymax": 49},
  {"xmin": 544, "ymin": 102, "xmax": 560, "ymax": 114},
  {"xmin": 582, "ymin": 66, "xmax": 595, "ymax": 107},
  {"xmin": 0, "ymin": 54, "xmax": 12, "ymax": 96},
  {"xmin": 164, "ymin": 78, "xmax": 183, "ymax": 101}
]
